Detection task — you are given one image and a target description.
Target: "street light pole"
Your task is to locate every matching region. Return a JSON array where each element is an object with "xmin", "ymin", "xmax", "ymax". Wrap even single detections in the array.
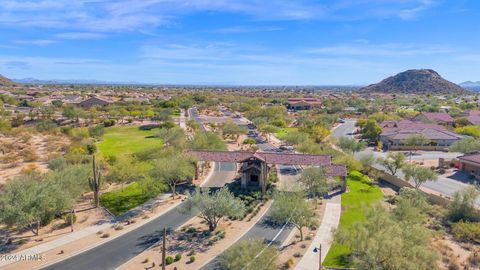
[
  {"xmin": 318, "ymin": 244, "xmax": 322, "ymax": 270},
  {"xmin": 313, "ymin": 244, "xmax": 322, "ymax": 270}
]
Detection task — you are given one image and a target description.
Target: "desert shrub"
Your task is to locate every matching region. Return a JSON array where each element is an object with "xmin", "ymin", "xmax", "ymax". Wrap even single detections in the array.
[
  {"xmin": 20, "ymin": 147, "xmax": 38, "ymax": 162},
  {"xmin": 88, "ymin": 124, "xmax": 105, "ymax": 138},
  {"xmin": 452, "ymin": 221, "xmax": 480, "ymax": 243},
  {"xmin": 48, "ymin": 157, "xmax": 68, "ymax": 170},
  {"xmin": 447, "ymin": 187, "xmax": 480, "ymax": 222},
  {"xmin": 189, "ymin": 256, "xmax": 196, "ymax": 263},
  {"xmin": 165, "ymin": 256, "xmax": 174, "ymax": 265},
  {"xmin": 36, "ymin": 120, "xmax": 58, "ymax": 133},
  {"xmin": 63, "ymin": 213, "xmax": 77, "ymax": 226},
  {"xmin": 101, "ymin": 233, "xmax": 110, "ymax": 238},
  {"xmin": 285, "ymin": 258, "xmax": 294, "ymax": 269},
  {"xmin": 174, "ymin": 253, "xmax": 182, "ymax": 261},
  {"xmin": 103, "ymin": 119, "xmax": 116, "ymax": 127}
]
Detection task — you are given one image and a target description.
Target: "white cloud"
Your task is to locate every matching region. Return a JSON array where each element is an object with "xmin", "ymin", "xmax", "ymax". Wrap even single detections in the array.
[
  {"xmin": 55, "ymin": 32, "xmax": 107, "ymax": 40},
  {"xmin": 0, "ymin": 0, "xmax": 441, "ymax": 32},
  {"xmin": 306, "ymin": 42, "xmax": 455, "ymax": 57},
  {"xmin": 14, "ymin": 39, "xmax": 57, "ymax": 46},
  {"xmin": 399, "ymin": 0, "xmax": 436, "ymax": 20},
  {"xmin": 213, "ymin": 26, "xmax": 282, "ymax": 33}
]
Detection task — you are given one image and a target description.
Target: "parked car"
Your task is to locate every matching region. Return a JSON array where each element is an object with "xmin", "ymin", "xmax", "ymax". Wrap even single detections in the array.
[{"xmin": 279, "ymin": 144, "xmax": 294, "ymax": 151}]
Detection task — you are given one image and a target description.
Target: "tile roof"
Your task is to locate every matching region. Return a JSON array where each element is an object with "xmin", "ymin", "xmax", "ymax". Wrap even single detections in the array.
[
  {"xmin": 189, "ymin": 150, "xmax": 347, "ymax": 177},
  {"xmin": 420, "ymin": 112, "xmax": 454, "ymax": 123},
  {"xmin": 381, "ymin": 120, "xmax": 447, "ymax": 132},
  {"xmin": 287, "ymin": 98, "xmax": 322, "ymax": 105},
  {"xmin": 190, "ymin": 150, "xmax": 331, "ymax": 165},
  {"xmin": 458, "ymin": 153, "xmax": 480, "ymax": 165},
  {"xmin": 381, "ymin": 128, "xmax": 464, "ymax": 140},
  {"xmin": 468, "ymin": 111, "xmax": 480, "ymax": 125}
]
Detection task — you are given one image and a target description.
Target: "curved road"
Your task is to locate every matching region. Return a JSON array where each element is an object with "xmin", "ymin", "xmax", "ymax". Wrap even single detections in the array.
[{"xmin": 42, "ymin": 162, "xmax": 236, "ymax": 270}]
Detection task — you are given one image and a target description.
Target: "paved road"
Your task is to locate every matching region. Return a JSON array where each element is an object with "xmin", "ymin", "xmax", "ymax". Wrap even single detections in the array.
[
  {"xmin": 202, "ymin": 162, "xmax": 237, "ymax": 188},
  {"xmin": 200, "ymin": 208, "xmax": 293, "ymax": 270},
  {"xmin": 333, "ymin": 121, "xmax": 479, "ymax": 206},
  {"xmin": 43, "ymin": 205, "xmax": 194, "ymax": 270},
  {"xmin": 42, "ymin": 161, "xmax": 236, "ymax": 270},
  {"xmin": 188, "ymin": 107, "xmax": 206, "ymax": 132},
  {"xmin": 331, "ymin": 119, "xmax": 356, "ymax": 139}
]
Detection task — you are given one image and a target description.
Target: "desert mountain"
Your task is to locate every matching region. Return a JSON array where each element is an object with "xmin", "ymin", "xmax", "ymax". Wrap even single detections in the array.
[
  {"xmin": 0, "ymin": 74, "xmax": 15, "ymax": 86},
  {"xmin": 360, "ymin": 69, "xmax": 467, "ymax": 94}
]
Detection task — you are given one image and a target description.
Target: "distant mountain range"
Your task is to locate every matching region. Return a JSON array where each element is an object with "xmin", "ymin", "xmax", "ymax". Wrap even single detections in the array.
[
  {"xmin": 13, "ymin": 77, "xmax": 142, "ymax": 85},
  {"xmin": 460, "ymin": 81, "xmax": 480, "ymax": 88},
  {"xmin": 360, "ymin": 69, "xmax": 468, "ymax": 94}
]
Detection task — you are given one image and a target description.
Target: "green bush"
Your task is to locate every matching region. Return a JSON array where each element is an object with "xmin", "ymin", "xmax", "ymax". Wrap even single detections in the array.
[
  {"xmin": 103, "ymin": 119, "xmax": 116, "ymax": 127},
  {"xmin": 174, "ymin": 253, "xmax": 182, "ymax": 262},
  {"xmin": 35, "ymin": 120, "xmax": 58, "ymax": 133},
  {"xmin": 189, "ymin": 256, "xmax": 196, "ymax": 263},
  {"xmin": 165, "ymin": 256, "xmax": 174, "ymax": 265},
  {"xmin": 63, "ymin": 213, "xmax": 77, "ymax": 226},
  {"xmin": 452, "ymin": 221, "xmax": 480, "ymax": 243}
]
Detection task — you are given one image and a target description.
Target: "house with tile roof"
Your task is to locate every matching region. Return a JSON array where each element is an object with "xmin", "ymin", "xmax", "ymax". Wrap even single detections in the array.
[
  {"xmin": 458, "ymin": 153, "xmax": 480, "ymax": 177},
  {"xmin": 380, "ymin": 120, "xmax": 465, "ymax": 150},
  {"xmin": 414, "ymin": 112, "xmax": 454, "ymax": 125},
  {"xmin": 287, "ymin": 97, "xmax": 322, "ymax": 111}
]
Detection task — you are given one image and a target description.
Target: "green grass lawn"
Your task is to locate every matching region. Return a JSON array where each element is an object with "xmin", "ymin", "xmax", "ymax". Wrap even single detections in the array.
[
  {"xmin": 322, "ymin": 171, "xmax": 384, "ymax": 267},
  {"xmin": 274, "ymin": 127, "xmax": 298, "ymax": 139},
  {"xmin": 100, "ymin": 182, "xmax": 158, "ymax": 216},
  {"xmin": 98, "ymin": 126, "xmax": 162, "ymax": 158}
]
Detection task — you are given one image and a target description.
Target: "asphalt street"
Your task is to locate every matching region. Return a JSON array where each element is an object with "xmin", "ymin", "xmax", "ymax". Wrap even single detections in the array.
[
  {"xmin": 202, "ymin": 162, "xmax": 237, "ymax": 188},
  {"xmin": 188, "ymin": 107, "xmax": 206, "ymax": 132},
  {"xmin": 43, "ymin": 204, "xmax": 194, "ymax": 270}
]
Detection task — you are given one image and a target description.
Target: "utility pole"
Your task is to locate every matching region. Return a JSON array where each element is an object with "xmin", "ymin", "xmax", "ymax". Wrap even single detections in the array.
[{"xmin": 162, "ymin": 227, "xmax": 166, "ymax": 270}]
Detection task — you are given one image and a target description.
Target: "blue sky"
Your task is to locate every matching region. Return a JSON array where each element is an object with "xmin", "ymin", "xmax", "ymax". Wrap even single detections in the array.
[{"xmin": 0, "ymin": 0, "xmax": 479, "ymax": 85}]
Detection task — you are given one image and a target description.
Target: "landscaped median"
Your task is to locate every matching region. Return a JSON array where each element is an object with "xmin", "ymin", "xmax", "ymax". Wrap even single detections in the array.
[
  {"xmin": 322, "ymin": 170, "xmax": 384, "ymax": 268},
  {"xmin": 117, "ymin": 200, "xmax": 272, "ymax": 270}
]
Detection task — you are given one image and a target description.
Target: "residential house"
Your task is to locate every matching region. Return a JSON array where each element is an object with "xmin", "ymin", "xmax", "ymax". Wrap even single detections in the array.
[
  {"xmin": 458, "ymin": 153, "xmax": 480, "ymax": 177},
  {"xmin": 78, "ymin": 97, "xmax": 112, "ymax": 109},
  {"xmin": 286, "ymin": 97, "xmax": 322, "ymax": 111},
  {"xmin": 380, "ymin": 120, "xmax": 465, "ymax": 150},
  {"xmin": 414, "ymin": 112, "xmax": 454, "ymax": 126},
  {"xmin": 465, "ymin": 110, "xmax": 480, "ymax": 125}
]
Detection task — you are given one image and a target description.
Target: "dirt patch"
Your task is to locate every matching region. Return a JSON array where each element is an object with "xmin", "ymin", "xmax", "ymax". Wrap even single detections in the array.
[
  {"xmin": 433, "ymin": 236, "xmax": 479, "ymax": 270},
  {"xmin": 0, "ymin": 132, "xmax": 70, "ymax": 184}
]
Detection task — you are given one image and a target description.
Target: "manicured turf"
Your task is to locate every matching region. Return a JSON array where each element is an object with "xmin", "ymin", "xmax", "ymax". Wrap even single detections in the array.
[
  {"xmin": 322, "ymin": 171, "xmax": 384, "ymax": 267},
  {"xmin": 100, "ymin": 182, "xmax": 158, "ymax": 216},
  {"xmin": 274, "ymin": 127, "xmax": 298, "ymax": 139},
  {"xmin": 97, "ymin": 126, "xmax": 162, "ymax": 158}
]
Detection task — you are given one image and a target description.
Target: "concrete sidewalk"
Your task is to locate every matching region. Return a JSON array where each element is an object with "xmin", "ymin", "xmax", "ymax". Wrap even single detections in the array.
[
  {"xmin": 295, "ymin": 194, "xmax": 342, "ymax": 270},
  {"xmin": 0, "ymin": 222, "xmax": 112, "ymax": 268}
]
